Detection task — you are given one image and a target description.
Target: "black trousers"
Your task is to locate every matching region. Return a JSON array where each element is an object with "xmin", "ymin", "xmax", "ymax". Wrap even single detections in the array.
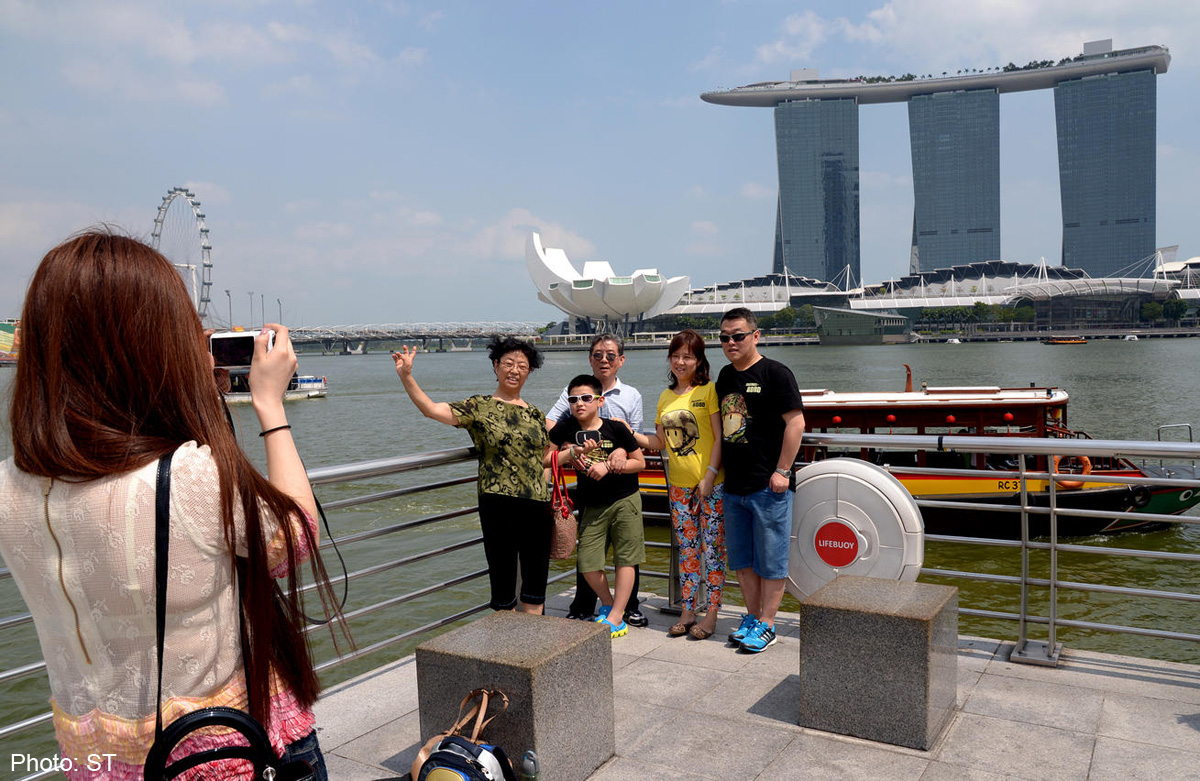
[
  {"xmin": 568, "ymin": 565, "xmax": 641, "ymax": 616},
  {"xmin": 478, "ymin": 493, "xmax": 551, "ymax": 610}
]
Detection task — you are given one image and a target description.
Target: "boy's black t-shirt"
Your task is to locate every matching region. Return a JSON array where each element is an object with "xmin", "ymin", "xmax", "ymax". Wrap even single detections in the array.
[
  {"xmin": 549, "ymin": 417, "xmax": 640, "ymax": 507},
  {"xmin": 716, "ymin": 356, "xmax": 805, "ymax": 495}
]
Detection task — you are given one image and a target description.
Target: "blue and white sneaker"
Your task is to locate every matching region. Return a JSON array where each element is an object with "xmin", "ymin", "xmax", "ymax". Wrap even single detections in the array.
[
  {"xmin": 595, "ymin": 605, "xmax": 612, "ymax": 623},
  {"xmin": 739, "ymin": 620, "xmax": 777, "ymax": 654},
  {"xmin": 728, "ymin": 613, "xmax": 758, "ymax": 645}
]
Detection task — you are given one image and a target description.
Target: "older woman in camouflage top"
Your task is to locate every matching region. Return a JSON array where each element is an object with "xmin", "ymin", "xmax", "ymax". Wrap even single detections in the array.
[{"xmin": 393, "ymin": 335, "xmax": 553, "ymax": 613}]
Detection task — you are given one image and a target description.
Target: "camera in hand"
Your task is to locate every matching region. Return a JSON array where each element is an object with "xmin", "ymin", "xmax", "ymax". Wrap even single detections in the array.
[{"xmin": 209, "ymin": 330, "xmax": 275, "ymax": 367}]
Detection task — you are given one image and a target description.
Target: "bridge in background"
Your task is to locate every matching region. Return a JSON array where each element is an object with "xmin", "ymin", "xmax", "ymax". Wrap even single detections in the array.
[{"xmin": 290, "ymin": 322, "xmax": 544, "ymax": 354}]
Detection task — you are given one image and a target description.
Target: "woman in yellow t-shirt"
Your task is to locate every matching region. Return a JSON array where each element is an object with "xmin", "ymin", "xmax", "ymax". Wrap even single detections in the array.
[{"xmin": 634, "ymin": 330, "xmax": 725, "ymax": 639}]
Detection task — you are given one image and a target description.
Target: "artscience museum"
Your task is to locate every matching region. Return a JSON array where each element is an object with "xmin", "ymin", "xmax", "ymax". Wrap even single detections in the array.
[{"xmin": 525, "ymin": 232, "xmax": 690, "ymax": 331}]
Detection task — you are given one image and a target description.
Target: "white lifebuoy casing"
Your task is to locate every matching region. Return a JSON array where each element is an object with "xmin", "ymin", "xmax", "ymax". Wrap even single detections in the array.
[{"xmin": 787, "ymin": 459, "xmax": 925, "ymax": 601}]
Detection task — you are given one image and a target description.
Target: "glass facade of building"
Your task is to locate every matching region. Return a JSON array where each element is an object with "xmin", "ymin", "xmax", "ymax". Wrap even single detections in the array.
[
  {"xmin": 1055, "ymin": 69, "xmax": 1157, "ymax": 277},
  {"xmin": 908, "ymin": 89, "xmax": 1000, "ymax": 271},
  {"xmin": 773, "ymin": 99, "xmax": 860, "ymax": 283}
]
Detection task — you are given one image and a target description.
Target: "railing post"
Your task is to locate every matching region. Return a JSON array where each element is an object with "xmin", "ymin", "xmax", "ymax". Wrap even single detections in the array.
[{"xmin": 1012, "ymin": 452, "xmax": 1063, "ymax": 667}]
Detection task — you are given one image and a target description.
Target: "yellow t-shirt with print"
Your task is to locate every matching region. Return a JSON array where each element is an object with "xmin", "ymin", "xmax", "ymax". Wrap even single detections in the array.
[{"xmin": 655, "ymin": 383, "xmax": 724, "ymax": 489}]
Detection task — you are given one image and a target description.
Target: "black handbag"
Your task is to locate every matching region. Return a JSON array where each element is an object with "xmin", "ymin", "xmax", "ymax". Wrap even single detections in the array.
[{"xmin": 144, "ymin": 452, "xmax": 317, "ymax": 780}]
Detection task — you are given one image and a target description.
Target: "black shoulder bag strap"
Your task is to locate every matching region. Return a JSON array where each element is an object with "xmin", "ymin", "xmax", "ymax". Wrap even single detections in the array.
[{"xmin": 154, "ymin": 450, "xmax": 175, "ymax": 744}]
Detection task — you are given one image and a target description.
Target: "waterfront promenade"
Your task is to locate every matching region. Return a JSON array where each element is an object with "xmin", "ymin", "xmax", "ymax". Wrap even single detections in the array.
[{"xmin": 313, "ymin": 591, "xmax": 1200, "ymax": 780}]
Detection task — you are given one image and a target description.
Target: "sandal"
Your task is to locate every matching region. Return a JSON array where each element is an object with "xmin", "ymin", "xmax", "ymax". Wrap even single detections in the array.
[
  {"xmin": 598, "ymin": 617, "xmax": 628, "ymax": 638},
  {"xmin": 668, "ymin": 621, "xmax": 695, "ymax": 637},
  {"xmin": 688, "ymin": 624, "xmax": 714, "ymax": 640}
]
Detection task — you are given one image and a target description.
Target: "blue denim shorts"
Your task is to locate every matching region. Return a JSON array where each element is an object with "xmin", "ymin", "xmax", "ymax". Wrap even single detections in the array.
[
  {"xmin": 280, "ymin": 729, "xmax": 329, "ymax": 781},
  {"xmin": 724, "ymin": 487, "xmax": 793, "ymax": 580}
]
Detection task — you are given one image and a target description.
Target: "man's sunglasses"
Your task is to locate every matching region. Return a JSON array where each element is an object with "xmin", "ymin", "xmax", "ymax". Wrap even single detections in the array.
[
  {"xmin": 567, "ymin": 393, "xmax": 598, "ymax": 404},
  {"xmin": 718, "ymin": 331, "xmax": 756, "ymax": 343},
  {"xmin": 590, "ymin": 351, "xmax": 620, "ymax": 362}
]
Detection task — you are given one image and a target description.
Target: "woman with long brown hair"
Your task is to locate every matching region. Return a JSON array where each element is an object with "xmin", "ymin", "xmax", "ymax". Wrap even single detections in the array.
[{"xmin": 0, "ymin": 230, "xmax": 344, "ymax": 779}]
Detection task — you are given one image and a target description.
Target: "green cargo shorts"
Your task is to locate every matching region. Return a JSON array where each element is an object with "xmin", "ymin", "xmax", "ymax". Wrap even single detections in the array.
[{"xmin": 576, "ymin": 493, "xmax": 645, "ymax": 572}]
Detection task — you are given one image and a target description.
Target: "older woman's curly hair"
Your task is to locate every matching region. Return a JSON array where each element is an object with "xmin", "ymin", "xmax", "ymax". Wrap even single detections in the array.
[{"xmin": 486, "ymin": 335, "xmax": 543, "ymax": 370}]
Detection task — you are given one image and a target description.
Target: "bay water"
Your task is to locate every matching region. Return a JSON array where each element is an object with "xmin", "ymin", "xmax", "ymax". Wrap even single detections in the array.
[{"xmin": 2, "ymin": 337, "xmax": 1199, "ymax": 759}]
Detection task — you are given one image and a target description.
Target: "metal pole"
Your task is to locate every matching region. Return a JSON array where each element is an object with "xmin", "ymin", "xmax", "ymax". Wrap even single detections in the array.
[
  {"xmin": 1017, "ymin": 454, "xmax": 1029, "ymax": 648},
  {"xmin": 247, "ymin": 292, "xmax": 254, "ymax": 329},
  {"xmin": 225, "ymin": 289, "xmax": 232, "ymax": 328},
  {"xmin": 277, "ymin": 298, "xmax": 283, "ymax": 324},
  {"xmin": 260, "ymin": 294, "xmax": 265, "ymax": 328}
]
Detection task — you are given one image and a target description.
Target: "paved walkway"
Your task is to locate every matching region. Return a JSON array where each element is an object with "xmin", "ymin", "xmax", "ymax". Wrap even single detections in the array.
[{"xmin": 314, "ymin": 592, "xmax": 1200, "ymax": 780}]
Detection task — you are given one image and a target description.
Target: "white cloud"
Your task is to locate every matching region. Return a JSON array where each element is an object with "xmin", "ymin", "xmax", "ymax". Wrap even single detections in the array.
[
  {"xmin": 295, "ymin": 221, "xmax": 354, "ymax": 241},
  {"xmin": 285, "ymin": 199, "xmax": 320, "ymax": 213},
  {"xmin": 685, "ymin": 241, "xmax": 723, "ymax": 256},
  {"xmin": 756, "ymin": 10, "xmax": 828, "ymax": 65},
  {"xmin": 458, "ymin": 208, "xmax": 595, "ymax": 263},
  {"xmin": 393, "ymin": 46, "xmax": 429, "ymax": 67},
  {"xmin": 183, "ymin": 182, "xmax": 233, "ymax": 206},
  {"xmin": 692, "ymin": 221, "xmax": 719, "ymax": 236},
  {"xmin": 419, "ymin": 11, "xmax": 444, "ymax": 32},
  {"xmin": 740, "ymin": 182, "xmax": 774, "ymax": 199},
  {"xmin": 749, "ymin": 1, "xmax": 1200, "ymax": 76},
  {"xmin": 265, "ymin": 74, "xmax": 321, "ymax": 96},
  {"xmin": 689, "ymin": 46, "xmax": 726, "ymax": 73}
]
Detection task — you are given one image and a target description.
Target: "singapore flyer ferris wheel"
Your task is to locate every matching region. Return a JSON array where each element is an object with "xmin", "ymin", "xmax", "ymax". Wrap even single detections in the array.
[{"xmin": 151, "ymin": 186, "xmax": 214, "ymax": 321}]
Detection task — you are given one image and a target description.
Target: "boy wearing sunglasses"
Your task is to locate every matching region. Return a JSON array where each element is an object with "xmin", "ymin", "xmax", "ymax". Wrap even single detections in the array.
[
  {"xmin": 548, "ymin": 375, "xmax": 646, "ymax": 637},
  {"xmin": 716, "ymin": 308, "xmax": 806, "ymax": 654},
  {"xmin": 545, "ymin": 334, "xmax": 648, "ymax": 626}
]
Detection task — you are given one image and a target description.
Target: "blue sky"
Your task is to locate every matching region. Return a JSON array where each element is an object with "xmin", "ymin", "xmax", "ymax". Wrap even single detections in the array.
[{"xmin": 2, "ymin": 0, "xmax": 1198, "ymax": 326}]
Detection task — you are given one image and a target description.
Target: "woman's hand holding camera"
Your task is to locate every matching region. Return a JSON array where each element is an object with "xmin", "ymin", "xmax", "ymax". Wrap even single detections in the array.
[{"xmin": 249, "ymin": 324, "xmax": 296, "ymax": 414}]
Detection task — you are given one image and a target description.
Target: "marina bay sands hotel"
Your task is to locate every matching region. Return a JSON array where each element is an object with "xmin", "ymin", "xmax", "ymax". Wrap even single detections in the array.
[{"xmin": 701, "ymin": 40, "xmax": 1170, "ymax": 283}]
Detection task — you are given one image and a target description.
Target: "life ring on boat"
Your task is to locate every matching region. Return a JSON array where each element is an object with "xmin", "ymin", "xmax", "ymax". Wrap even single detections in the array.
[{"xmin": 1051, "ymin": 455, "xmax": 1092, "ymax": 489}]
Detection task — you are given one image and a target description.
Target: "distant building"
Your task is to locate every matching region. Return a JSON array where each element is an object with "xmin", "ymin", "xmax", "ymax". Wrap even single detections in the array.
[
  {"xmin": 702, "ymin": 41, "xmax": 1170, "ymax": 282},
  {"xmin": 773, "ymin": 99, "xmax": 860, "ymax": 282},
  {"xmin": 1056, "ymin": 69, "xmax": 1157, "ymax": 276},
  {"xmin": 909, "ymin": 89, "xmax": 1000, "ymax": 272},
  {"xmin": 525, "ymin": 232, "xmax": 690, "ymax": 333}
]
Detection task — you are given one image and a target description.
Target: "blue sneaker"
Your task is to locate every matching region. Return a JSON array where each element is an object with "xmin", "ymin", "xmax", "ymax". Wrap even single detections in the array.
[
  {"xmin": 728, "ymin": 613, "xmax": 758, "ymax": 645},
  {"xmin": 595, "ymin": 605, "xmax": 612, "ymax": 623},
  {"xmin": 739, "ymin": 620, "xmax": 777, "ymax": 654}
]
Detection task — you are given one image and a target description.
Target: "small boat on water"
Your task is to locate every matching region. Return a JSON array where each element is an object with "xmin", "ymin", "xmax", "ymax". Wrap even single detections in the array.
[
  {"xmin": 1043, "ymin": 336, "xmax": 1087, "ymax": 345},
  {"xmin": 1124, "ymin": 334, "xmax": 1140, "ymax": 341},
  {"xmin": 223, "ymin": 368, "xmax": 328, "ymax": 403},
  {"xmin": 601, "ymin": 369, "xmax": 1199, "ymax": 539}
]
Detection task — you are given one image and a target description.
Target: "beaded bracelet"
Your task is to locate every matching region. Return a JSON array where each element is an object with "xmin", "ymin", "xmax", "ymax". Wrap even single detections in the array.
[{"xmin": 259, "ymin": 424, "xmax": 292, "ymax": 437}]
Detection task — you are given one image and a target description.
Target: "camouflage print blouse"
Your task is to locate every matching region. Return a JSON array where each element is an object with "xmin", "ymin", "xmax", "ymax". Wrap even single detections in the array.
[{"xmin": 449, "ymin": 395, "xmax": 551, "ymax": 502}]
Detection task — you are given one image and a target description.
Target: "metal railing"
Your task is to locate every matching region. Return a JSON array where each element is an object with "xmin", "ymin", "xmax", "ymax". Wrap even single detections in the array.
[{"xmin": 2, "ymin": 434, "xmax": 1200, "ymax": 776}]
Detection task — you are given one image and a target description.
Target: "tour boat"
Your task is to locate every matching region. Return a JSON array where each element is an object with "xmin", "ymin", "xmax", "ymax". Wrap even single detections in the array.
[
  {"xmin": 1043, "ymin": 336, "xmax": 1088, "ymax": 345},
  {"xmin": 588, "ymin": 371, "xmax": 1200, "ymax": 539},
  {"xmin": 222, "ymin": 368, "xmax": 328, "ymax": 403},
  {"xmin": 796, "ymin": 382, "xmax": 1199, "ymax": 537}
]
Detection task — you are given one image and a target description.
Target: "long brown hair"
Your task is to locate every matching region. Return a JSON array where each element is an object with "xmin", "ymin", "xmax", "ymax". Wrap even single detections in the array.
[
  {"xmin": 10, "ymin": 229, "xmax": 341, "ymax": 720},
  {"xmin": 666, "ymin": 329, "xmax": 710, "ymax": 389}
]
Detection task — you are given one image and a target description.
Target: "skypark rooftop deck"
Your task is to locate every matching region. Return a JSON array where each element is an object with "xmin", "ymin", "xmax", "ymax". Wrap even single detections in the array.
[{"xmin": 702, "ymin": 45, "xmax": 1170, "ymax": 107}]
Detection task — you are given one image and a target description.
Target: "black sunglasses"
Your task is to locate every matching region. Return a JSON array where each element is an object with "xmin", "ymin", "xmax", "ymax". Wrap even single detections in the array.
[
  {"xmin": 718, "ymin": 331, "xmax": 756, "ymax": 343},
  {"xmin": 567, "ymin": 393, "xmax": 598, "ymax": 404},
  {"xmin": 590, "ymin": 351, "xmax": 620, "ymax": 362}
]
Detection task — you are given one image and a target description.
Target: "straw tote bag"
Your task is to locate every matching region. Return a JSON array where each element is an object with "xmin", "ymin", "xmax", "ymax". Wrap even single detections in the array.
[{"xmin": 548, "ymin": 454, "xmax": 577, "ymax": 559}]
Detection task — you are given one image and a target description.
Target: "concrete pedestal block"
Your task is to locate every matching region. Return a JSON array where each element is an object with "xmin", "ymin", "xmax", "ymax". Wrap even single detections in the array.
[
  {"xmin": 799, "ymin": 575, "xmax": 958, "ymax": 750},
  {"xmin": 415, "ymin": 611, "xmax": 614, "ymax": 780}
]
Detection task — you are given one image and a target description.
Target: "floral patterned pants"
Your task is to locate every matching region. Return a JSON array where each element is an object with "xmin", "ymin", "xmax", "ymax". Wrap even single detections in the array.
[{"xmin": 669, "ymin": 482, "xmax": 726, "ymax": 611}]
